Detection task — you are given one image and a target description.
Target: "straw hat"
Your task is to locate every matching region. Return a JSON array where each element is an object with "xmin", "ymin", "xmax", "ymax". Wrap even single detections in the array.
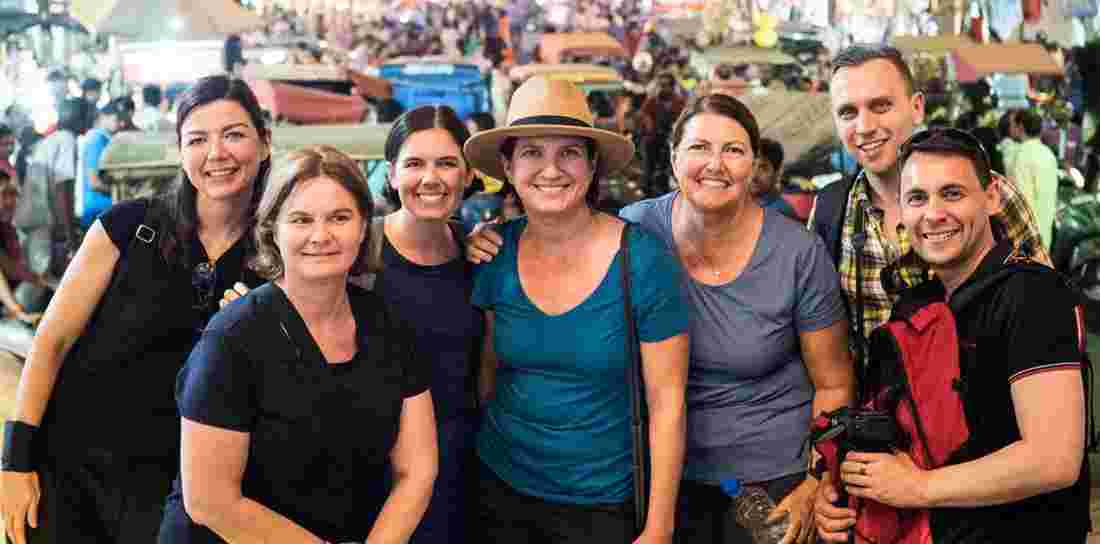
[{"xmin": 464, "ymin": 77, "xmax": 635, "ymax": 182}]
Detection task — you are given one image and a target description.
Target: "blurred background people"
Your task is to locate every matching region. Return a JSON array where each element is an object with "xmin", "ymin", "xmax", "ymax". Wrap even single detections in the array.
[
  {"xmin": 751, "ymin": 138, "xmax": 798, "ymax": 220},
  {"xmin": 76, "ymin": 100, "xmax": 123, "ymax": 230}
]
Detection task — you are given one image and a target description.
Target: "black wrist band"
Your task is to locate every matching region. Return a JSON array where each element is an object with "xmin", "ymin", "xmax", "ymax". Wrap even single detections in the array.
[{"xmin": 2, "ymin": 421, "xmax": 37, "ymax": 472}]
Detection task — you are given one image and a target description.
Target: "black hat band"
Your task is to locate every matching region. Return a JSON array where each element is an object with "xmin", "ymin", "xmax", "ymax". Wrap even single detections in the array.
[{"xmin": 510, "ymin": 115, "xmax": 592, "ymax": 129}]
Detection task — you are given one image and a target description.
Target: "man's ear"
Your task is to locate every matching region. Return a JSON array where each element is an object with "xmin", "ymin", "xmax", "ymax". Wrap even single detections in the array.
[
  {"xmin": 910, "ymin": 91, "xmax": 926, "ymax": 127},
  {"xmin": 985, "ymin": 176, "xmax": 1004, "ymax": 216}
]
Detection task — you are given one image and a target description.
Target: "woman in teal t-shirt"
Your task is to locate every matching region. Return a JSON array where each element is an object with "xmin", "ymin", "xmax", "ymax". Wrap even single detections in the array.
[{"xmin": 463, "ymin": 77, "xmax": 690, "ymax": 544}]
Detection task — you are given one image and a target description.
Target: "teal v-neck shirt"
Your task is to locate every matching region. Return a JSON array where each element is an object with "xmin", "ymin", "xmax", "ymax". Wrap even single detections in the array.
[{"xmin": 472, "ymin": 217, "xmax": 689, "ymax": 504}]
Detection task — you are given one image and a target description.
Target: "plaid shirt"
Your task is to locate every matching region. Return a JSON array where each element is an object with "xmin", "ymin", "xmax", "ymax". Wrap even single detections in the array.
[{"xmin": 836, "ymin": 171, "xmax": 1049, "ymax": 350}]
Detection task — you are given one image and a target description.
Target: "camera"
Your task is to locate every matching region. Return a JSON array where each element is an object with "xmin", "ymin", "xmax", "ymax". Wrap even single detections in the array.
[{"xmin": 814, "ymin": 406, "xmax": 901, "ymax": 454}]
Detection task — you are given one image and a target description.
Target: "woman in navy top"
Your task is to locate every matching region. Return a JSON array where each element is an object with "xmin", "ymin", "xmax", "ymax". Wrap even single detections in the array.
[{"xmin": 373, "ymin": 104, "xmax": 484, "ymax": 544}]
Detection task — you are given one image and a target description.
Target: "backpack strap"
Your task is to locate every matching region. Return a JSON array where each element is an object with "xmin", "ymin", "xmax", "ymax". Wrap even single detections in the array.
[
  {"xmin": 812, "ymin": 176, "xmax": 870, "ymax": 393},
  {"xmin": 811, "ymin": 175, "xmax": 858, "ymax": 266}
]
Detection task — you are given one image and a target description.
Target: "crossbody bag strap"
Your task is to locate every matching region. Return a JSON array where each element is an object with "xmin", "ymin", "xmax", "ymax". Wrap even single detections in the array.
[
  {"xmin": 619, "ymin": 222, "xmax": 648, "ymax": 534},
  {"xmin": 126, "ymin": 198, "xmax": 166, "ymax": 274}
]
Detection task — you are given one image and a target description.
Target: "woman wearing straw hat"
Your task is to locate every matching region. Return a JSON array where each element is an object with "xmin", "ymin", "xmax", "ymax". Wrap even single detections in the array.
[{"xmin": 464, "ymin": 76, "xmax": 690, "ymax": 543}]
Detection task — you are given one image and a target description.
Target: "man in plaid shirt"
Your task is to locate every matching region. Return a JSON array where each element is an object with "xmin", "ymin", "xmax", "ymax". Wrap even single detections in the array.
[{"xmin": 809, "ymin": 44, "xmax": 1047, "ymax": 357}]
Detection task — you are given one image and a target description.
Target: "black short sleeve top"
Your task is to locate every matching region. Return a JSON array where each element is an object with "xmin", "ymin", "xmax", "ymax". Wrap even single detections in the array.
[{"xmin": 165, "ymin": 282, "xmax": 429, "ymax": 542}]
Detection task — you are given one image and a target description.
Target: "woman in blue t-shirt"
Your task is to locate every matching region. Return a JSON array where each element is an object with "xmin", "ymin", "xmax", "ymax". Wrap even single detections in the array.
[
  {"xmin": 372, "ymin": 104, "xmax": 485, "ymax": 544},
  {"xmin": 462, "ymin": 76, "xmax": 690, "ymax": 544}
]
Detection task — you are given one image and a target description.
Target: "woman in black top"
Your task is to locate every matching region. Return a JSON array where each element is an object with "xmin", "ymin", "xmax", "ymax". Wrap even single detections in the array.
[
  {"xmin": 375, "ymin": 105, "xmax": 483, "ymax": 544},
  {"xmin": 0, "ymin": 75, "xmax": 270, "ymax": 544},
  {"xmin": 161, "ymin": 146, "xmax": 437, "ymax": 543}
]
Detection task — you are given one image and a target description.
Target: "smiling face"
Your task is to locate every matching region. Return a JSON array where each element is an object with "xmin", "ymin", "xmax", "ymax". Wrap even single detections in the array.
[
  {"xmin": 180, "ymin": 99, "xmax": 270, "ymax": 206},
  {"xmin": 501, "ymin": 135, "xmax": 596, "ymax": 217},
  {"xmin": 831, "ymin": 59, "xmax": 924, "ymax": 181},
  {"xmin": 276, "ymin": 176, "xmax": 367, "ymax": 283},
  {"xmin": 900, "ymin": 151, "xmax": 1001, "ymax": 284},
  {"xmin": 389, "ymin": 128, "xmax": 473, "ymax": 221},
  {"xmin": 672, "ymin": 112, "xmax": 756, "ymax": 213}
]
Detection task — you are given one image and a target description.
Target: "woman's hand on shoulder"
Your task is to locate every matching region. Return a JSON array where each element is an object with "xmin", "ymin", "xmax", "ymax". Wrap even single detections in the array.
[
  {"xmin": 466, "ymin": 219, "xmax": 503, "ymax": 264},
  {"xmin": 219, "ymin": 282, "xmax": 250, "ymax": 309}
]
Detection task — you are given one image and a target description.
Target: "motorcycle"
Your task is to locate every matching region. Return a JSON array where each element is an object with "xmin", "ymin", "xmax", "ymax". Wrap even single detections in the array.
[{"xmin": 1051, "ymin": 167, "xmax": 1100, "ymax": 333}]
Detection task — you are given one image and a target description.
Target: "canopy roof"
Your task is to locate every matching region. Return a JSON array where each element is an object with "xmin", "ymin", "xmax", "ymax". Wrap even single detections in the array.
[
  {"xmin": 951, "ymin": 43, "xmax": 1063, "ymax": 81},
  {"xmin": 539, "ymin": 32, "xmax": 628, "ymax": 63},
  {"xmin": 101, "ymin": 124, "xmax": 391, "ymax": 182},
  {"xmin": 72, "ymin": 0, "xmax": 264, "ymax": 41},
  {"xmin": 891, "ymin": 34, "xmax": 975, "ymax": 55},
  {"xmin": 698, "ymin": 46, "xmax": 798, "ymax": 66}
]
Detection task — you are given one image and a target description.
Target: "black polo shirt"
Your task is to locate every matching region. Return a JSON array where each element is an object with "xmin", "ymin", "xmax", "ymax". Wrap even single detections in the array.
[
  {"xmin": 931, "ymin": 239, "xmax": 1090, "ymax": 542},
  {"xmin": 159, "ymin": 282, "xmax": 429, "ymax": 543}
]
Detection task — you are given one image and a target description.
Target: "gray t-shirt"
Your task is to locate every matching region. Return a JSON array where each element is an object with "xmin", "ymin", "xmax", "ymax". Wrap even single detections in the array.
[
  {"xmin": 14, "ymin": 130, "xmax": 77, "ymax": 230},
  {"xmin": 620, "ymin": 192, "xmax": 845, "ymax": 483}
]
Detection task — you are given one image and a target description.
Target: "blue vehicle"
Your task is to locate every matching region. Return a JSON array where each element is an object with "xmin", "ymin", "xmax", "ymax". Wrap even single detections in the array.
[{"xmin": 378, "ymin": 59, "xmax": 491, "ymax": 120}]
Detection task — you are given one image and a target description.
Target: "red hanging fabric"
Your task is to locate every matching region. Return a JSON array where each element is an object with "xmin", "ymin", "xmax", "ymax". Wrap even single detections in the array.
[
  {"xmin": 969, "ymin": 14, "xmax": 985, "ymax": 42},
  {"xmin": 1023, "ymin": 0, "xmax": 1042, "ymax": 23}
]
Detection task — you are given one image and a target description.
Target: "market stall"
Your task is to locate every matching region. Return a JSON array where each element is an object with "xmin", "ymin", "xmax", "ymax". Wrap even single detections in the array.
[
  {"xmin": 99, "ymin": 123, "xmax": 391, "ymax": 202},
  {"xmin": 538, "ymin": 32, "xmax": 628, "ymax": 64},
  {"xmin": 950, "ymin": 42, "xmax": 1063, "ymax": 82}
]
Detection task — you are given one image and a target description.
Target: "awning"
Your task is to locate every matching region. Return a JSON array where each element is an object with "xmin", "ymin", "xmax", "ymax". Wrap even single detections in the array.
[
  {"xmin": 951, "ymin": 43, "xmax": 1063, "ymax": 82},
  {"xmin": 538, "ymin": 32, "xmax": 628, "ymax": 64},
  {"xmin": 891, "ymin": 34, "xmax": 975, "ymax": 56},
  {"xmin": 509, "ymin": 63, "xmax": 623, "ymax": 94},
  {"xmin": 700, "ymin": 46, "xmax": 798, "ymax": 66},
  {"xmin": 72, "ymin": 0, "xmax": 264, "ymax": 41}
]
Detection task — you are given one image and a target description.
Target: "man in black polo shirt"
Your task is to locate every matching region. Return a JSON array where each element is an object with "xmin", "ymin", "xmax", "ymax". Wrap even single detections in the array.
[{"xmin": 814, "ymin": 128, "xmax": 1091, "ymax": 542}]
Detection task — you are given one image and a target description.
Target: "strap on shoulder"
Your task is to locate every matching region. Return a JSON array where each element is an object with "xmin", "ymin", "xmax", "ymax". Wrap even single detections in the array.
[
  {"xmin": 131, "ymin": 198, "xmax": 166, "ymax": 252},
  {"xmin": 811, "ymin": 176, "xmax": 857, "ymax": 266},
  {"xmin": 368, "ymin": 215, "xmax": 385, "ymax": 273}
]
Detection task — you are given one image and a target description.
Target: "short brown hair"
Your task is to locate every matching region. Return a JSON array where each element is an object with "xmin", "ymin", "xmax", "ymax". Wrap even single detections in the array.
[
  {"xmin": 252, "ymin": 146, "xmax": 374, "ymax": 279},
  {"xmin": 830, "ymin": 44, "xmax": 917, "ymax": 96},
  {"xmin": 670, "ymin": 93, "xmax": 760, "ymax": 156}
]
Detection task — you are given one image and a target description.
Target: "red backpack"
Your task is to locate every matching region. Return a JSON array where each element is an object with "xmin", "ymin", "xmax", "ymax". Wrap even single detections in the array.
[{"xmin": 812, "ymin": 261, "xmax": 1093, "ymax": 544}]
